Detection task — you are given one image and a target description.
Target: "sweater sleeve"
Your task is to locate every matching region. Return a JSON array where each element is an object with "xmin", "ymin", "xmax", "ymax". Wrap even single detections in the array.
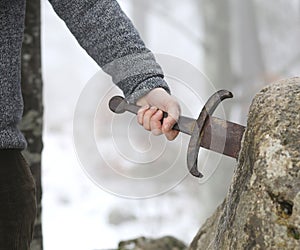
[{"xmin": 48, "ymin": 0, "xmax": 170, "ymax": 103}]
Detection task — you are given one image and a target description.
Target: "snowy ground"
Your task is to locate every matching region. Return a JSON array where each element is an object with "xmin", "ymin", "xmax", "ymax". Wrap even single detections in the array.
[{"xmin": 41, "ymin": 1, "xmax": 235, "ymax": 249}]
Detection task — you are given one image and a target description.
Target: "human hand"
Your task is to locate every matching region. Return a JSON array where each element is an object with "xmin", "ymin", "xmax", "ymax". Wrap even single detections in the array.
[{"xmin": 136, "ymin": 88, "xmax": 180, "ymax": 140}]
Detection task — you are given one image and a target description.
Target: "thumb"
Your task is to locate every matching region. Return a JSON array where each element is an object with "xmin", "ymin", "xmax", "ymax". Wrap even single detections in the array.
[{"xmin": 162, "ymin": 101, "xmax": 180, "ymax": 131}]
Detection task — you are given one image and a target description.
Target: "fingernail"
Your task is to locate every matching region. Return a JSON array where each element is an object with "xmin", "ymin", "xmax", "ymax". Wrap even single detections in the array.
[
  {"xmin": 150, "ymin": 106, "xmax": 157, "ymax": 111},
  {"xmin": 156, "ymin": 110, "xmax": 163, "ymax": 116}
]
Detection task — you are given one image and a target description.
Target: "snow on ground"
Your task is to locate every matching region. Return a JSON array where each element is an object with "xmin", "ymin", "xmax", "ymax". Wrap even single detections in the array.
[{"xmin": 42, "ymin": 127, "xmax": 209, "ymax": 249}]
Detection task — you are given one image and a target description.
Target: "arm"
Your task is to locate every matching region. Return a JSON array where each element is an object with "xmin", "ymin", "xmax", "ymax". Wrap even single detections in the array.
[
  {"xmin": 48, "ymin": 0, "xmax": 179, "ymax": 139},
  {"xmin": 48, "ymin": 0, "xmax": 168, "ymax": 102}
]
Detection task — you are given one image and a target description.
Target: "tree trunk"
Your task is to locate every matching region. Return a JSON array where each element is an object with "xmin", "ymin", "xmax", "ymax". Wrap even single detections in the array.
[
  {"xmin": 21, "ymin": 0, "xmax": 43, "ymax": 249},
  {"xmin": 232, "ymin": 0, "xmax": 266, "ymax": 124},
  {"xmin": 189, "ymin": 77, "xmax": 300, "ymax": 249},
  {"xmin": 233, "ymin": 0, "xmax": 264, "ymax": 82},
  {"xmin": 201, "ymin": 0, "xmax": 233, "ymax": 90}
]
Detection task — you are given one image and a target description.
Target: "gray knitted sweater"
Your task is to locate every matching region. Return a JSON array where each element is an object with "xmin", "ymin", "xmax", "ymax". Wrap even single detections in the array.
[{"xmin": 0, "ymin": 0, "xmax": 169, "ymax": 149}]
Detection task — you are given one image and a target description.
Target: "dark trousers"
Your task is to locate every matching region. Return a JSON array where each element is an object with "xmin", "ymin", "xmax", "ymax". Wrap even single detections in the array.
[{"xmin": 0, "ymin": 149, "xmax": 37, "ymax": 250}]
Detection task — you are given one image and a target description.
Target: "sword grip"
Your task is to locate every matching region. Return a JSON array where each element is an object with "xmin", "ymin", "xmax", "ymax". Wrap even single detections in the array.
[{"xmin": 108, "ymin": 96, "xmax": 195, "ymax": 135}]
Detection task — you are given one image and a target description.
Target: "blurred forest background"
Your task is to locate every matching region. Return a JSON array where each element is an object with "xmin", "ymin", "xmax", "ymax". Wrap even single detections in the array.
[{"xmin": 41, "ymin": 0, "xmax": 300, "ymax": 249}]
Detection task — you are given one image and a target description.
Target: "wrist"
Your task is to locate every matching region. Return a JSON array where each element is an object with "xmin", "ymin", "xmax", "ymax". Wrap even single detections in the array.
[{"xmin": 136, "ymin": 87, "xmax": 170, "ymax": 106}]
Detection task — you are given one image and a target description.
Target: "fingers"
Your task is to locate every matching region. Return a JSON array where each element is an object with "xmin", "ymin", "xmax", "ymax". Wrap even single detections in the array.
[
  {"xmin": 137, "ymin": 105, "xmax": 149, "ymax": 125},
  {"xmin": 143, "ymin": 107, "xmax": 158, "ymax": 131},
  {"xmin": 137, "ymin": 106, "xmax": 163, "ymax": 135},
  {"xmin": 162, "ymin": 116, "xmax": 179, "ymax": 141},
  {"xmin": 150, "ymin": 110, "xmax": 163, "ymax": 135},
  {"xmin": 165, "ymin": 130, "xmax": 179, "ymax": 141},
  {"xmin": 161, "ymin": 100, "xmax": 180, "ymax": 140},
  {"xmin": 137, "ymin": 105, "xmax": 179, "ymax": 140},
  {"xmin": 136, "ymin": 88, "xmax": 181, "ymax": 141}
]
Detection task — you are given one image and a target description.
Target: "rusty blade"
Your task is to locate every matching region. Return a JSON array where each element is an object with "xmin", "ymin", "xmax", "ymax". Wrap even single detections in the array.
[
  {"xmin": 174, "ymin": 116, "xmax": 245, "ymax": 159},
  {"xmin": 205, "ymin": 117, "xmax": 245, "ymax": 159}
]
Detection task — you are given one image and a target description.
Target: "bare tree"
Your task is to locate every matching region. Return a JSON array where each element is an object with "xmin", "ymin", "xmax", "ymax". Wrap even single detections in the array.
[
  {"xmin": 232, "ymin": 0, "xmax": 265, "ymax": 120},
  {"xmin": 21, "ymin": 0, "xmax": 43, "ymax": 249},
  {"xmin": 233, "ymin": 0, "xmax": 265, "ymax": 82},
  {"xmin": 201, "ymin": 0, "xmax": 234, "ymax": 92}
]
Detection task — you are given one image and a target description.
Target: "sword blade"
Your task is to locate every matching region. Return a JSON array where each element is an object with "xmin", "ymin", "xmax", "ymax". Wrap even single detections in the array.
[{"xmin": 174, "ymin": 116, "xmax": 245, "ymax": 159}]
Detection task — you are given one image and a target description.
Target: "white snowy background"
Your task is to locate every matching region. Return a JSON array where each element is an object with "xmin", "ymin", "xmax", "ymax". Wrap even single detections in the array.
[{"xmin": 41, "ymin": 0, "xmax": 300, "ymax": 249}]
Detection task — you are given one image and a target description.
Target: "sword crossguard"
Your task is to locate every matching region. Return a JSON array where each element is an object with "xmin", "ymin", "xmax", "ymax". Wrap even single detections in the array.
[{"xmin": 187, "ymin": 90, "xmax": 233, "ymax": 177}]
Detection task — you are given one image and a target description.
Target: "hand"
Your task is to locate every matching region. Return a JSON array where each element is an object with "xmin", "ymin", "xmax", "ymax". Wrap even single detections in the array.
[{"xmin": 136, "ymin": 88, "xmax": 180, "ymax": 140}]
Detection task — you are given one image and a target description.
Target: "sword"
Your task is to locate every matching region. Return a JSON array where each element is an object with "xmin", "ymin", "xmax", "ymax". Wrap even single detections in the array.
[{"xmin": 109, "ymin": 90, "xmax": 246, "ymax": 178}]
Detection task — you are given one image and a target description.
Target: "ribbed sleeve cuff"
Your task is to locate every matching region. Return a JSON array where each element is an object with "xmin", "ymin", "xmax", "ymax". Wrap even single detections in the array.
[
  {"xmin": 125, "ymin": 76, "xmax": 171, "ymax": 103},
  {"xmin": 102, "ymin": 52, "xmax": 170, "ymax": 103}
]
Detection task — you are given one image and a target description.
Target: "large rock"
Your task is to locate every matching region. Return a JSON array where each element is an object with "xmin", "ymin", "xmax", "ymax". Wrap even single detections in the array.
[
  {"xmin": 190, "ymin": 78, "xmax": 300, "ymax": 249},
  {"xmin": 118, "ymin": 236, "xmax": 187, "ymax": 250}
]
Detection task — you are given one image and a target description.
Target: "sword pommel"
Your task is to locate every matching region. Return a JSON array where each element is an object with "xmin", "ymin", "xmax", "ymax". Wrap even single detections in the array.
[{"xmin": 109, "ymin": 96, "xmax": 127, "ymax": 114}]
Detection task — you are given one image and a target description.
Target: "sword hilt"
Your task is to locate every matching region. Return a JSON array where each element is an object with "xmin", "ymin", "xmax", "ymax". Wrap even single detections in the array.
[
  {"xmin": 109, "ymin": 92, "xmax": 244, "ymax": 178},
  {"xmin": 109, "ymin": 96, "xmax": 194, "ymax": 135}
]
